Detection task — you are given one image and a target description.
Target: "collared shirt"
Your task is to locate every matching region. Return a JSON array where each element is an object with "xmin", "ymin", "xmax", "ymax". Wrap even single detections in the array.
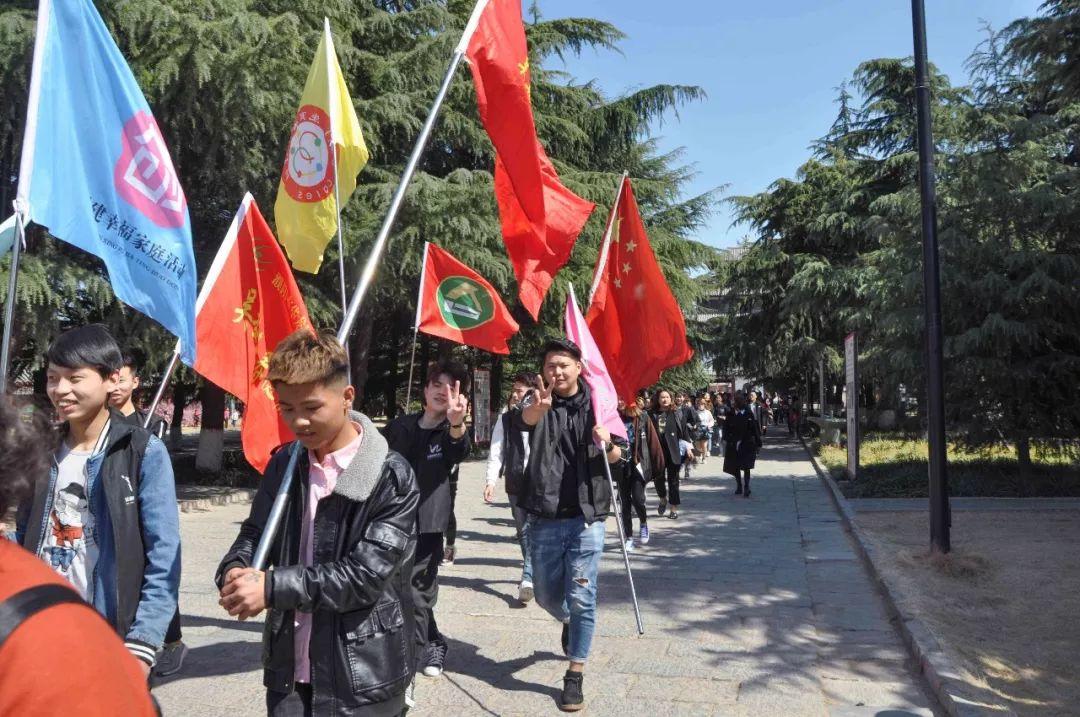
[{"xmin": 294, "ymin": 422, "xmax": 363, "ymax": 684}]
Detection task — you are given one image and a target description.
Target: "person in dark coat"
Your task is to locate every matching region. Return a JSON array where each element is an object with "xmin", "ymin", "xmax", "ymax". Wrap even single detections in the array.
[
  {"xmin": 617, "ymin": 396, "xmax": 664, "ymax": 550},
  {"xmin": 648, "ymin": 388, "xmax": 693, "ymax": 519},
  {"xmin": 724, "ymin": 391, "xmax": 762, "ymax": 497}
]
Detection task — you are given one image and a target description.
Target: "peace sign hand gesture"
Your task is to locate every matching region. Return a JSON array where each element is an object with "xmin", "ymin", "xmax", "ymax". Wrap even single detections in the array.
[
  {"xmin": 522, "ymin": 374, "xmax": 554, "ymax": 426},
  {"xmin": 447, "ymin": 380, "xmax": 469, "ymax": 427}
]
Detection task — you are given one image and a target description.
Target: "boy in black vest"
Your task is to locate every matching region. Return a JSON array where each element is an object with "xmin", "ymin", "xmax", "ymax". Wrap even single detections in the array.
[
  {"xmin": 216, "ymin": 330, "xmax": 419, "ymax": 716},
  {"xmin": 382, "ymin": 359, "xmax": 471, "ymax": 679},
  {"xmin": 16, "ymin": 324, "xmax": 180, "ymax": 676}
]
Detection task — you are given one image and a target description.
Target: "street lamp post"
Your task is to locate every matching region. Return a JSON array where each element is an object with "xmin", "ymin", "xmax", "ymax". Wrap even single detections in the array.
[{"xmin": 910, "ymin": 0, "xmax": 951, "ymax": 553}]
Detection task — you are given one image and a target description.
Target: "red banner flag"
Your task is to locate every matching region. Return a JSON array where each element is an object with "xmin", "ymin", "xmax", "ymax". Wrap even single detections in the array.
[
  {"xmin": 586, "ymin": 178, "xmax": 693, "ymax": 400},
  {"xmin": 416, "ymin": 243, "xmax": 519, "ymax": 354},
  {"xmin": 464, "ymin": 0, "xmax": 594, "ymax": 319},
  {"xmin": 193, "ymin": 194, "xmax": 312, "ymax": 472}
]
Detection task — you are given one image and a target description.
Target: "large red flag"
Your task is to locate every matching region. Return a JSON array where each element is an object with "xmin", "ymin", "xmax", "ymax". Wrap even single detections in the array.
[
  {"xmin": 416, "ymin": 243, "xmax": 519, "ymax": 354},
  {"xmin": 586, "ymin": 178, "xmax": 693, "ymax": 401},
  {"xmin": 464, "ymin": 0, "xmax": 595, "ymax": 319},
  {"xmin": 193, "ymin": 194, "xmax": 312, "ymax": 473}
]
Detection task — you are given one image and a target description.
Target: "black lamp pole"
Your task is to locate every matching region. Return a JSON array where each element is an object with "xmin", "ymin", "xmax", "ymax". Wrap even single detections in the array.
[{"xmin": 911, "ymin": 0, "xmax": 951, "ymax": 553}]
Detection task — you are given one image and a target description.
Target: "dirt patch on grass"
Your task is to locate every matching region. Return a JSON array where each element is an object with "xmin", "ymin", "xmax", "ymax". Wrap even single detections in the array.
[{"xmin": 856, "ymin": 510, "xmax": 1080, "ymax": 716}]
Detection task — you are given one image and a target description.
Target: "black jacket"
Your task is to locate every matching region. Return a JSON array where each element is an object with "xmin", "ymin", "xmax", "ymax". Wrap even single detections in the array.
[
  {"xmin": 723, "ymin": 408, "xmax": 762, "ymax": 475},
  {"xmin": 650, "ymin": 408, "xmax": 691, "ymax": 465},
  {"xmin": 498, "ymin": 410, "xmax": 529, "ymax": 496},
  {"xmin": 511, "ymin": 381, "xmax": 621, "ymax": 523},
  {"xmin": 216, "ymin": 413, "xmax": 419, "ymax": 715},
  {"xmin": 116, "ymin": 408, "xmax": 168, "ymax": 440},
  {"xmin": 381, "ymin": 412, "xmax": 470, "ymax": 534}
]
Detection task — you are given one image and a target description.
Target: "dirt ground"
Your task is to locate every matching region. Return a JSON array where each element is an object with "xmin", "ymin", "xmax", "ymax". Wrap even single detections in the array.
[{"xmin": 854, "ymin": 509, "xmax": 1080, "ymax": 717}]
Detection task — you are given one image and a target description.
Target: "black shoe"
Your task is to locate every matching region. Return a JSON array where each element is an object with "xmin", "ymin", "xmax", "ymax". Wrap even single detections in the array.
[
  {"xmin": 561, "ymin": 622, "xmax": 570, "ymax": 656},
  {"xmin": 421, "ymin": 639, "xmax": 448, "ymax": 677},
  {"xmin": 745, "ymin": 489, "xmax": 752, "ymax": 498},
  {"xmin": 559, "ymin": 670, "xmax": 585, "ymax": 712},
  {"xmin": 656, "ymin": 499, "xmax": 667, "ymax": 516},
  {"xmin": 735, "ymin": 484, "xmax": 744, "ymax": 496}
]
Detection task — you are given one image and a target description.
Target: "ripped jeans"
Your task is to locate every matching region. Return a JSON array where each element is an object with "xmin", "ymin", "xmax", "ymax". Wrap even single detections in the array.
[{"xmin": 528, "ymin": 515, "xmax": 605, "ymax": 662}]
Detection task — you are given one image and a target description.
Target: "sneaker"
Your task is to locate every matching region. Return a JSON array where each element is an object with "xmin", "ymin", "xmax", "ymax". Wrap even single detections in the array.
[
  {"xmin": 623, "ymin": 538, "xmax": 635, "ymax": 552},
  {"xmin": 656, "ymin": 499, "xmax": 667, "ymax": 516},
  {"xmin": 559, "ymin": 670, "xmax": 585, "ymax": 712},
  {"xmin": 639, "ymin": 524, "xmax": 650, "ymax": 545},
  {"xmin": 518, "ymin": 581, "xmax": 534, "ymax": 604},
  {"xmin": 421, "ymin": 639, "xmax": 448, "ymax": 677},
  {"xmin": 153, "ymin": 640, "xmax": 188, "ymax": 677},
  {"xmin": 441, "ymin": 545, "xmax": 455, "ymax": 566},
  {"xmin": 561, "ymin": 622, "xmax": 570, "ymax": 656}
]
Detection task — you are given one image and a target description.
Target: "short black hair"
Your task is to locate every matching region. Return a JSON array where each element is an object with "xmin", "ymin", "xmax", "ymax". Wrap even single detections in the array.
[
  {"xmin": 0, "ymin": 399, "xmax": 50, "ymax": 519},
  {"xmin": 120, "ymin": 349, "xmax": 145, "ymax": 376},
  {"xmin": 425, "ymin": 359, "xmax": 470, "ymax": 393},
  {"xmin": 510, "ymin": 371, "xmax": 539, "ymax": 388},
  {"xmin": 540, "ymin": 337, "xmax": 582, "ymax": 363},
  {"xmin": 47, "ymin": 325, "xmax": 123, "ymax": 378}
]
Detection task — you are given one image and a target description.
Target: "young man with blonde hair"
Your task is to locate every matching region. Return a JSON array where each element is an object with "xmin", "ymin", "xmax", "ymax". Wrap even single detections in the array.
[{"xmin": 216, "ymin": 329, "xmax": 419, "ymax": 716}]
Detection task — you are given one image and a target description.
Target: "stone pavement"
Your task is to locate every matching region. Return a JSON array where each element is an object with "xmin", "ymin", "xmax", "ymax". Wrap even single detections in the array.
[{"xmin": 154, "ymin": 435, "xmax": 941, "ymax": 716}]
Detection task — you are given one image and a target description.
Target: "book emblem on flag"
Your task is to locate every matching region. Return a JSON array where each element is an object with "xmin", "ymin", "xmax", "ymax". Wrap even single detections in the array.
[
  {"xmin": 281, "ymin": 105, "xmax": 334, "ymax": 203},
  {"xmin": 113, "ymin": 111, "xmax": 187, "ymax": 228},
  {"xmin": 437, "ymin": 276, "xmax": 495, "ymax": 330}
]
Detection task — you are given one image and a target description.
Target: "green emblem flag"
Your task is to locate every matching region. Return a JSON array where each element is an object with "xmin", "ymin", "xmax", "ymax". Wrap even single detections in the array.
[{"xmin": 415, "ymin": 243, "xmax": 520, "ymax": 354}]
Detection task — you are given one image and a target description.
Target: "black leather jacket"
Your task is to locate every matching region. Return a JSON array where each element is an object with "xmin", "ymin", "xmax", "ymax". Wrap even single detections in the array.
[{"xmin": 216, "ymin": 413, "xmax": 419, "ymax": 716}]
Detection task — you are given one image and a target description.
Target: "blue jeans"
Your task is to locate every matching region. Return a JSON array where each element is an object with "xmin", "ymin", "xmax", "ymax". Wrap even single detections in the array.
[
  {"xmin": 528, "ymin": 516, "xmax": 605, "ymax": 662},
  {"xmin": 507, "ymin": 493, "xmax": 533, "ymax": 584}
]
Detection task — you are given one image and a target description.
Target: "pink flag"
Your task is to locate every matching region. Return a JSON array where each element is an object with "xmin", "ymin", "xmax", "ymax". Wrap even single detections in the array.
[{"xmin": 565, "ymin": 284, "xmax": 627, "ymax": 442}]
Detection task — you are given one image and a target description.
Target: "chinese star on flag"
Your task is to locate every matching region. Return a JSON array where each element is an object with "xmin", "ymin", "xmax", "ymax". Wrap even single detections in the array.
[
  {"xmin": 462, "ymin": 0, "xmax": 595, "ymax": 320},
  {"xmin": 193, "ymin": 194, "xmax": 312, "ymax": 472},
  {"xmin": 415, "ymin": 242, "xmax": 519, "ymax": 354},
  {"xmin": 586, "ymin": 178, "xmax": 693, "ymax": 401}
]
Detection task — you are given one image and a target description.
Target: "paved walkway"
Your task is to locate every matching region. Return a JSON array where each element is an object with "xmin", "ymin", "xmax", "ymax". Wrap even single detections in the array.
[{"xmin": 155, "ymin": 435, "xmax": 941, "ymax": 716}]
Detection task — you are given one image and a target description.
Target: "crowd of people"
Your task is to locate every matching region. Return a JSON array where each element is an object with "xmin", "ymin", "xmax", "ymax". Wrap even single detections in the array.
[{"xmin": 0, "ymin": 322, "xmax": 793, "ymax": 715}]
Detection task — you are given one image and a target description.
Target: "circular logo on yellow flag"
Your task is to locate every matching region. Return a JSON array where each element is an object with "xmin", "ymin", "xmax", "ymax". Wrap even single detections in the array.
[
  {"xmin": 437, "ymin": 276, "xmax": 494, "ymax": 330},
  {"xmin": 282, "ymin": 105, "xmax": 334, "ymax": 203}
]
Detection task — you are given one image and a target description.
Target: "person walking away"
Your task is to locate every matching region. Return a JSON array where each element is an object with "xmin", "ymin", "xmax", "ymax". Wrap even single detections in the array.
[
  {"xmin": 382, "ymin": 360, "xmax": 471, "ymax": 678},
  {"xmin": 723, "ymin": 392, "xmax": 763, "ymax": 497},
  {"xmin": 216, "ymin": 330, "xmax": 419, "ymax": 716},
  {"xmin": 617, "ymin": 397, "xmax": 662, "ymax": 551},
  {"xmin": 693, "ymin": 396, "xmax": 714, "ymax": 465},
  {"xmin": 1, "ymin": 397, "xmax": 158, "ymax": 716},
  {"xmin": 16, "ymin": 325, "xmax": 180, "ymax": 679},
  {"xmin": 675, "ymin": 392, "xmax": 698, "ymax": 480},
  {"xmin": 648, "ymin": 389, "xmax": 693, "ymax": 519},
  {"xmin": 511, "ymin": 338, "xmax": 624, "ymax": 712},
  {"xmin": 110, "ymin": 350, "xmax": 186, "ymax": 677},
  {"xmin": 484, "ymin": 372, "xmax": 538, "ymax": 604}
]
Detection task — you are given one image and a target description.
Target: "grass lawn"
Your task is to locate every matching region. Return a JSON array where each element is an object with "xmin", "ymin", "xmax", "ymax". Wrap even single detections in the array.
[{"xmin": 816, "ymin": 435, "xmax": 1080, "ymax": 498}]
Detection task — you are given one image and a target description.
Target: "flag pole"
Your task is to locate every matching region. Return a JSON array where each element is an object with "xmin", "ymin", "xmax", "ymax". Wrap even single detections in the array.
[
  {"xmin": 142, "ymin": 342, "xmax": 181, "ymax": 430},
  {"xmin": 602, "ymin": 456, "xmax": 645, "ymax": 635},
  {"xmin": 404, "ymin": 329, "xmax": 419, "ymax": 412},
  {"xmin": 0, "ymin": 204, "xmax": 26, "ymax": 393},
  {"xmin": 324, "ymin": 18, "xmax": 351, "ymax": 364},
  {"xmin": 252, "ymin": 0, "xmax": 491, "ymax": 571},
  {"xmin": 404, "ymin": 241, "xmax": 430, "ymax": 412},
  {"xmin": 587, "ymin": 171, "xmax": 629, "ymax": 309}
]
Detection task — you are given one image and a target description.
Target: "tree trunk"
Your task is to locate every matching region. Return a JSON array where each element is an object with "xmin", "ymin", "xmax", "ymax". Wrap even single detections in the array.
[
  {"xmin": 382, "ymin": 318, "xmax": 406, "ymax": 420},
  {"xmin": 1016, "ymin": 437, "xmax": 1032, "ymax": 471},
  {"xmin": 349, "ymin": 307, "xmax": 375, "ymax": 408},
  {"xmin": 196, "ymin": 382, "xmax": 225, "ymax": 473},
  {"xmin": 169, "ymin": 381, "xmax": 190, "ymax": 452},
  {"xmin": 490, "ymin": 354, "xmax": 504, "ymax": 415}
]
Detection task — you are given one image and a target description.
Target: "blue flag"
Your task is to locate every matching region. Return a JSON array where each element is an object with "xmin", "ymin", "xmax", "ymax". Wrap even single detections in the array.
[{"xmin": 16, "ymin": 0, "xmax": 197, "ymax": 363}]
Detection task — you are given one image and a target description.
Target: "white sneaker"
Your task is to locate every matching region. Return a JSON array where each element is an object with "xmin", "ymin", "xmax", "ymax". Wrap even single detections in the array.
[
  {"xmin": 518, "ymin": 581, "xmax": 534, "ymax": 604},
  {"xmin": 623, "ymin": 538, "xmax": 635, "ymax": 552}
]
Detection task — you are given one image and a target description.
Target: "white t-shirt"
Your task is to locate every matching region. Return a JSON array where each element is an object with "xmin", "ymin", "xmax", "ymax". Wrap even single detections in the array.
[{"xmin": 41, "ymin": 445, "xmax": 98, "ymax": 600}]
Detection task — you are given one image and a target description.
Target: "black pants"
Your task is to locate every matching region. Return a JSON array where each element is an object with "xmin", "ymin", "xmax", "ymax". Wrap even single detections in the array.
[
  {"xmin": 445, "ymin": 478, "xmax": 459, "ymax": 547},
  {"xmin": 737, "ymin": 469, "xmax": 751, "ymax": 491},
  {"xmin": 267, "ymin": 683, "xmax": 313, "ymax": 717},
  {"xmin": 618, "ymin": 470, "xmax": 648, "ymax": 537},
  {"xmin": 412, "ymin": 532, "xmax": 444, "ymax": 651},
  {"xmin": 164, "ymin": 608, "xmax": 182, "ymax": 644},
  {"xmin": 654, "ymin": 462, "xmax": 681, "ymax": 506}
]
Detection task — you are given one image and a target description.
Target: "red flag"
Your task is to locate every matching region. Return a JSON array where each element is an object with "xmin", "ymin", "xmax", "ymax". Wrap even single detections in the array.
[
  {"xmin": 416, "ymin": 243, "xmax": 519, "ymax": 354},
  {"xmin": 586, "ymin": 178, "xmax": 693, "ymax": 400},
  {"xmin": 464, "ymin": 0, "xmax": 595, "ymax": 319},
  {"xmin": 193, "ymin": 194, "xmax": 312, "ymax": 473}
]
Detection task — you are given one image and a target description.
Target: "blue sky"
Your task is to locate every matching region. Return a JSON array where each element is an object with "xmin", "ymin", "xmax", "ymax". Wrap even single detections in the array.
[{"xmin": 536, "ymin": 0, "xmax": 1043, "ymax": 248}]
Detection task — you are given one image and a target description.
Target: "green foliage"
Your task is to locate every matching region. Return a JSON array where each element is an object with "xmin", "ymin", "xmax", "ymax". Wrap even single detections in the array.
[
  {"xmin": 708, "ymin": 7, "xmax": 1080, "ymax": 459},
  {"xmin": 0, "ymin": 0, "xmax": 715, "ymax": 413}
]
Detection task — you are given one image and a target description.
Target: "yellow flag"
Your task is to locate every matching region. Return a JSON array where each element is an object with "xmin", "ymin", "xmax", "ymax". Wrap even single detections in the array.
[{"xmin": 274, "ymin": 18, "xmax": 369, "ymax": 274}]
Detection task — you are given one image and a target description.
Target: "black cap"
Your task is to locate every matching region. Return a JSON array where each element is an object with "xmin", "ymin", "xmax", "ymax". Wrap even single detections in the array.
[{"xmin": 540, "ymin": 337, "xmax": 582, "ymax": 362}]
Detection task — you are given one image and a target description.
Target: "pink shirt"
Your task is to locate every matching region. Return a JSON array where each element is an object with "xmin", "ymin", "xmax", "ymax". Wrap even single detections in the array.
[{"xmin": 294, "ymin": 422, "xmax": 363, "ymax": 684}]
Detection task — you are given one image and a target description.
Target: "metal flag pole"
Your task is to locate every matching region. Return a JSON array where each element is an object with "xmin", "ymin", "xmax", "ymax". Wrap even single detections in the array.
[
  {"xmin": 0, "ymin": 204, "xmax": 26, "ymax": 393},
  {"xmin": 403, "ymin": 329, "xmax": 420, "ymax": 411},
  {"xmin": 602, "ymin": 456, "xmax": 645, "ymax": 634},
  {"xmin": 587, "ymin": 171, "xmax": 629, "ymax": 309},
  {"xmin": 324, "ymin": 18, "xmax": 352, "ymax": 365},
  {"xmin": 404, "ymin": 241, "xmax": 430, "ymax": 413},
  {"xmin": 911, "ymin": 0, "xmax": 950, "ymax": 554},
  {"xmin": 252, "ymin": 0, "xmax": 491, "ymax": 570},
  {"xmin": 142, "ymin": 342, "xmax": 181, "ymax": 430}
]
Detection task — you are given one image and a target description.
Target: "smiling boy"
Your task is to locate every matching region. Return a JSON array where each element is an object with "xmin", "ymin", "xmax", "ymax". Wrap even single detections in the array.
[
  {"xmin": 16, "ymin": 324, "xmax": 180, "ymax": 678},
  {"xmin": 216, "ymin": 330, "xmax": 419, "ymax": 716}
]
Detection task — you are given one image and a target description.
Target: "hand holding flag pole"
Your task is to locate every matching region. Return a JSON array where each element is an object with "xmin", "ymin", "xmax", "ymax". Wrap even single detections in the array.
[{"xmin": 251, "ymin": 0, "xmax": 495, "ymax": 571}]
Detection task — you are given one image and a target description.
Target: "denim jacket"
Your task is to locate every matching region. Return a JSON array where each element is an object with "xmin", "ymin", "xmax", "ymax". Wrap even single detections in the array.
[{"xmin": 16, "ymin": 411, "xmax": 180, "ymax": 664}]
